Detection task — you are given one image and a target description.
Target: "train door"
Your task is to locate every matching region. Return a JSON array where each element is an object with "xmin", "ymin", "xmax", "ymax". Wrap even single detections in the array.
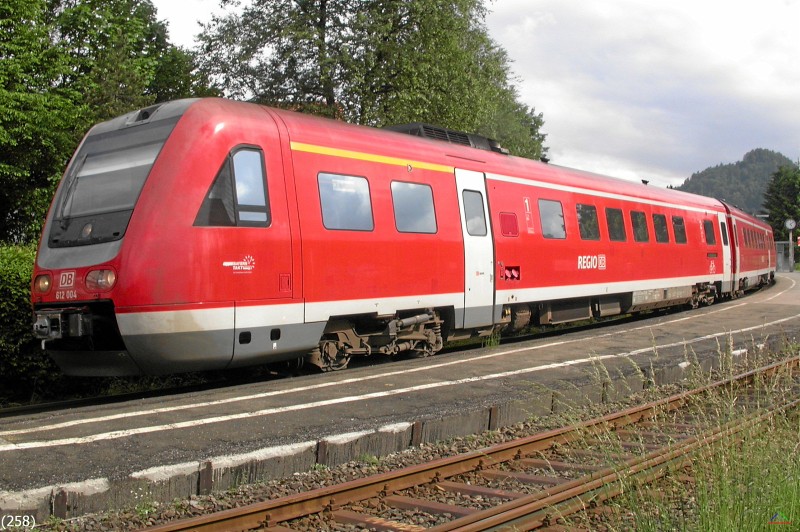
[
  {"xmin": 718, "ymin": 213, "xmax": 733, "ymax": 293},
  {"xmin": 204, "ymin": 115, "xmax": 297, "ymax": 366},
  {"xmin": 455, "ymin": 169, "xmax": 495, "ymax": 328},
  {"xmin": 731, "ymin": 221, "xmax": 741, "ymax": 290}
]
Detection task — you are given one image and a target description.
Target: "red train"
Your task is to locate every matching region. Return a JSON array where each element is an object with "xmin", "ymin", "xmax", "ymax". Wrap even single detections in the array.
[{"xmin": 31, "ymin": 98, "xmax": 776, "ymax": 376}]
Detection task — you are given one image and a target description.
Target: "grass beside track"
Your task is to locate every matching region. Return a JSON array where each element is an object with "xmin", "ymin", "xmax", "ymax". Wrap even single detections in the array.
[
  {"xmin": 571, "ymin": 348, "xmax": 800, "ymax": 531},
  {"xmin": 598, "ymin": 412, "xmax": 800, "ymax": 531}
]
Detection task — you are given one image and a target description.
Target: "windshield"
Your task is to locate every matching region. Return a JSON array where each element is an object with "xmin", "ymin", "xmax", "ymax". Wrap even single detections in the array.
[
  {"xmin": 49, "ymin": 115, "xmax": 180, "ymax": 248},
  {"xmin": 61, "ymin": 142, "xmax": 162, "ymax": 218}
]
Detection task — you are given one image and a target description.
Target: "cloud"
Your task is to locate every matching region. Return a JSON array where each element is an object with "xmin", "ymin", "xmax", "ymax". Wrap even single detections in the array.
[
  {"xmin": 487, "ymin": 0, "xmax": 800, "ymax": 185},
  {"xmin": 151, "ymin": 0, "xmax": 800, "ymax": 185}
]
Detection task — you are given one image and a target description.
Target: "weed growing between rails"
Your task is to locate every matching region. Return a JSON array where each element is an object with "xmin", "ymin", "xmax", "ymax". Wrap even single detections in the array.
[{"xmin": 481, "ymin": 328, "xmax": 502, "ymax": 348}]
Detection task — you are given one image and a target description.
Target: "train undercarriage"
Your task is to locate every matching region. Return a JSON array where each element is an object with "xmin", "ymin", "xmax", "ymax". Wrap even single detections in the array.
[
  {"xmin": 302, "ymin": 276, "xmax": 775, "ymax": 372},
  {"xmin": 303, "ymin": 312, "xmax": 445, "ymax": 371}
]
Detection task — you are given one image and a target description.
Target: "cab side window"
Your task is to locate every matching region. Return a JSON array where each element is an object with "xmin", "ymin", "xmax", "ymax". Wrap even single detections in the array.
[
  {"xmin": 194, "ymin": 147, "xmax": 271, "ymax": 227},
  {"xmin": 233, "ymin": 150, "xmax": 270, "ymax": 225}
]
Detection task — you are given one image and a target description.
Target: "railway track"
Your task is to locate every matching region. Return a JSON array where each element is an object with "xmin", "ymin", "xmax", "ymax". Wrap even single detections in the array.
[{"xmin": 142, "ymin": 356, "xmax": 800, "ymax": 532}]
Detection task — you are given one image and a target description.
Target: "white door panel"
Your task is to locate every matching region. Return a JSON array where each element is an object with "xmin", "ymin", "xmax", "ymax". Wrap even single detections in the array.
[
  {"xmin": 455, "ymin": 169, "xmax": 495, "ymax": 328},
  {"xmin": 718, "ymin": 213, "xmax": 732, "ymax": 293}
]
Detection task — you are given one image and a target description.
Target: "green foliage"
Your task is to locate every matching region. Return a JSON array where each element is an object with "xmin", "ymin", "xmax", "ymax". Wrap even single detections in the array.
[
  {"xmin": 763, "ymin": 165, "xmax": 800, "ymax": 242},
  {"xmin": 0, "ymin": 0, "xmax": 85, "ymax": 243},
  {"xmin": 197, "ymin": 0, "xmax": 355, "ymax": 116},
  {"xmin": 197, "ymin": 0, "xmax": 547, "ymax": 159},
  {"xmin": 677, "ymin": 149, "xmax": 795, "ymax": 215},
  {"xmin": 49, "ymin": 0, "xmax": 209, "ymax": 120},
  {"xmin": 0, "ymin": 0, "xmax": 215, "ymax": 245},
  {"xmin": 0, "ymin": 244, "xmax": 63, "ymax": 403},
  {"xmin": 149, "ymin": 45, "xmax": 221, "ymax": 103}
]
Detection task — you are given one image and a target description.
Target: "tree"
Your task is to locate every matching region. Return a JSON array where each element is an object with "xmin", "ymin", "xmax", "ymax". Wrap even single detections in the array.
[
  {"xmin": 348, "ymin": 0, "xmax": 492, "ymax": 127},
  {"xmin": 197, "ymin": 0, "xmax": 355, "ymax": 117},
  {"xmin": 0, "ymin": 0, "xmax": 84, "ymax": 243},
  {"xmin": 149, "ymin": 45, "xmax": 221, "ymax": 102},
  {"xmin": 763, "ymin": 165, "xmax": 800, "ymax": 241},
  {"xmin": 0, "ymin": 0, "xmax": 212, "ymax": 243},
  {"xmin": 48, "ymin": 0, "xmax": 195, "ymax": 120},
  {"xmin": 197, "ymin": 0, "xmax": 547, "ymax": 158},
  {"xmin": 678, "ymin": 149, "xmax": 794, "ymax": 215}
]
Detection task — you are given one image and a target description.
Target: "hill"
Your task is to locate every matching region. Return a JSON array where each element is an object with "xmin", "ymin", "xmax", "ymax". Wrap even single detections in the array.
[{"xmin": 676, "ymin": 149, "xmax": 795, "ymax": 214}]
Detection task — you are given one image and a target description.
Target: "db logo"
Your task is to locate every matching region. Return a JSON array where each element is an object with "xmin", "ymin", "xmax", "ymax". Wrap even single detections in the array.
[{"xmin": 59, "ymin": 271, "xmax": 76, "ymax": 288}]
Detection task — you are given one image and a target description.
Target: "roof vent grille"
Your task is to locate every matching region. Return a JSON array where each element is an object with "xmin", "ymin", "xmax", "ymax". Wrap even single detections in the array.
[{"xmin": 385, "ymin": 122, "xmax": 509, "ymax": 155}]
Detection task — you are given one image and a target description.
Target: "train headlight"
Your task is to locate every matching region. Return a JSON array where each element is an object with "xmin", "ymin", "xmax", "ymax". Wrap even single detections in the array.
[
  {"xmin": 34, "ymin": 274, "xmax": 52, "ymax": 293},
  {"xmin": 86, "ymin": 269, "xmax": 117, "ymax": 291}
]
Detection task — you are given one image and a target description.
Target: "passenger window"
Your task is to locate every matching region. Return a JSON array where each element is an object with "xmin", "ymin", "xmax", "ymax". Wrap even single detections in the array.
[
  {"xmin": 539, "ymin": 199, "xmax": 566, "ymax": 239},
  {"xmin": 500, "ymin": 212, "xmax": 519, "ymax": 237},
  {"xmin": 672, "ymin": 216, "xmax": 687, "ymax": 244},
  {"xmin": 319, "ymin": 173, "xmax": 374, "ymax": 231},
  {"xmin": 630, "ymin": 211, "xmax": 649, "ymax": 242},
  {"xmin": 391, "ymin": 181, "xmax": 436, "ymax": 233},
  {"xmin": 703, "ymin": 219, "xmax": 716, "ymax": 245},
  {"xmin": 462, "ymin": 190, "xmax": 487, "ymax": 236},
  {"xmin": 652, "ymin": 214, "xmax": 669, "ymax": 243},
  {"xmin": 194, "ymin": 147, "xmax": 270, "ymax": 227},
  {"xmin": 606, "ymin": 208, "xmax": 626, "ymax": 242},
  {"xmin": 576, "ymin": 204, "xmax": 600, "ymax": 240}
]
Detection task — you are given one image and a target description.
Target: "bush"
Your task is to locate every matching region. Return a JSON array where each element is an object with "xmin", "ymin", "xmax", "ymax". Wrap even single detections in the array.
[{"xmin": 0, "ymin": 244, "xmax": 63, "ymax": 404}]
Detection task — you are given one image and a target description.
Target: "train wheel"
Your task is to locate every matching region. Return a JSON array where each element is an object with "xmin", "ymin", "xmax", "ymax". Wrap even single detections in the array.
[{"xmin": 306, "ymin": 341, "xmax": 351, "ymax": 372}]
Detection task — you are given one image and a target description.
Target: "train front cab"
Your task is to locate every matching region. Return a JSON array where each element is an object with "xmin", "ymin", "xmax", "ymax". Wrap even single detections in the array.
[
  {"xmin": 31, "ymin": 100, "xmax": 196, "ymax": 375},
  {"xmin": 32, "ymin": 99, "xmax": 314, "ymax": 375}
]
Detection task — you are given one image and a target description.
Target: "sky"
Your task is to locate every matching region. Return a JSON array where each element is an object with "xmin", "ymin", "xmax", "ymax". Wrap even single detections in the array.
[{"xmin": 152, "ymin": 0, "xmax": 800, "ymax": 188}]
